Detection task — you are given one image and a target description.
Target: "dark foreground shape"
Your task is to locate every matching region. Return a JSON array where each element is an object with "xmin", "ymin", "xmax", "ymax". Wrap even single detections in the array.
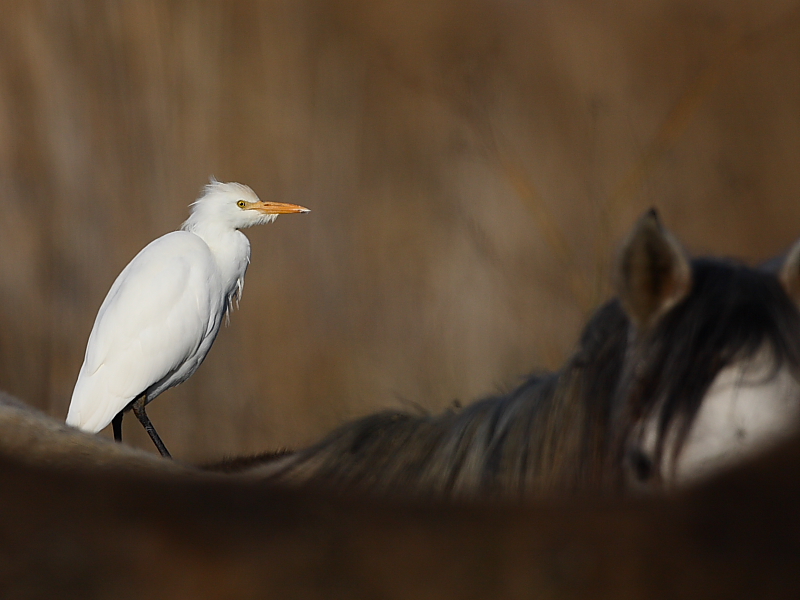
[
  {"xmin": 0, "ymin": 391, "xmax": 189, "ymax": 474},
  {"xmin": 1, "ymin": 424, "xmax": 800, "ymax": 599}
]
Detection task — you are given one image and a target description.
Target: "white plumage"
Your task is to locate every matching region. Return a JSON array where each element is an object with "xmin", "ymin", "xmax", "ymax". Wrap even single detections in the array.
[{"xmin": 66, "ymin": 180, "xmax": 309, "ymax": 455}]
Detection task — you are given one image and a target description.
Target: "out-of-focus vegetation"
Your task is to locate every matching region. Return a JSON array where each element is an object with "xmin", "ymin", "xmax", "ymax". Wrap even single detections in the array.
[{"xmin": 1, "ymin": 0, "xmax": 799, "ymax": 461}]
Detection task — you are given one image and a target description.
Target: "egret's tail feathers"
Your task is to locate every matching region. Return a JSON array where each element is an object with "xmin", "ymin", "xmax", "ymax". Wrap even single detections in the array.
[
  {"xmin": 66, "ymin": 386, "xmax": 130, "ymax": 434},
  {"xmin": 65, "ymin": 402, "xmax": 106, "ymax": 434}
]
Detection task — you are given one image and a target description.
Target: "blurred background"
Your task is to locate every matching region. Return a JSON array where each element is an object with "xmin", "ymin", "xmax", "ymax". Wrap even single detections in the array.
[{"xmin": 1, "ymin": 0, "xmax": 799, "ymax": 461}]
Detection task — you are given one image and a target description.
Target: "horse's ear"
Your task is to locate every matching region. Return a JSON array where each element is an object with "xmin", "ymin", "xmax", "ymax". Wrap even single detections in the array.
[
  {"xmin": 615, "ymin": 209, "xmax": 692, "ymax": 331},
  {"xmin": 779, "ymin": 237, "xmax": 800, "ymax": 307}
]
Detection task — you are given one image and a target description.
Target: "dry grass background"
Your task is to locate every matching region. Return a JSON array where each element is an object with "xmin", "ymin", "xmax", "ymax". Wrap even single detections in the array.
[{"xmin": 0, "ymin": 0, "xmax": 799, "ymax": 462}]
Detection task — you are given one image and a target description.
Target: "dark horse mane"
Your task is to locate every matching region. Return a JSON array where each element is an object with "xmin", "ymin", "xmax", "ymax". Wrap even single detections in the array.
[
  {"xmin": 229, "ymin": 212, "xmax": 800, "ymax": 499},
  {"xmin": 243, "ymin": 300, "xmax": 629, "ymax": 499}
]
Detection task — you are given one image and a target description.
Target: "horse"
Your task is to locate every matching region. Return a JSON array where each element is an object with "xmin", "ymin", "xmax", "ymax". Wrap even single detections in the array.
[
  {"xmin": 228, "ymin": 210, "xmax": 800, "ymax": 499},
  {"xmin": 5, "ymin": 396, "xmax": 800, "ymax": 599},
  {"xmin": 2, "ymin": 387, "xmax": 800, "ymax": 598}
]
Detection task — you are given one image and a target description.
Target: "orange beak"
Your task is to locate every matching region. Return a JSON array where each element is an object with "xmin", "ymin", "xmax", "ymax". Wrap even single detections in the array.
[{"xmin": 251, "ymin": 201, "xmax": 310, "ymax": 214}]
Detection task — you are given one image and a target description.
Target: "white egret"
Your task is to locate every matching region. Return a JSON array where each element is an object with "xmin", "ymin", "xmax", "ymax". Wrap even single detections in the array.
[{"xmin": 66, "ymin": 180, "xmax": 309, "ymax": 457}]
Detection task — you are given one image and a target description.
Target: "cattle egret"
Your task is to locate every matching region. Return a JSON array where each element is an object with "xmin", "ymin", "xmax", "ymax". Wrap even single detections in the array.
[{"xmin": 66, "ymin": 180, "xmax": 309, "ymax": 457}]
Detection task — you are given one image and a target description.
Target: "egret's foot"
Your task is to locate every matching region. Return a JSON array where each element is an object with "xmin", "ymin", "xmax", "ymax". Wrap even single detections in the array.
[{"xmin": 131, "ymin": 395, "xmax": 172, "ymax": 458}]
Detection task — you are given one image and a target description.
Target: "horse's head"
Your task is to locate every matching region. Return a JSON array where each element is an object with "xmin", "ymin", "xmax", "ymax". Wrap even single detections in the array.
[{"xmin": 614, "ymin": 211, "xmax": 800, "ymax": 490}]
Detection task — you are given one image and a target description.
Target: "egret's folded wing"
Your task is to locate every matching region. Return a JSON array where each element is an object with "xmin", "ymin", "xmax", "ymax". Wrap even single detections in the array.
[{"xmin": 68, "ymin": 232, "xmax": 218, "ymax": 431}]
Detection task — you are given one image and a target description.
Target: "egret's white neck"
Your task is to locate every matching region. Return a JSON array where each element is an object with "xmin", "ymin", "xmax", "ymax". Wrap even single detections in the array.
[{"xmin": 180, "ymin": 219, "xmax": 251, "ymax": 302}]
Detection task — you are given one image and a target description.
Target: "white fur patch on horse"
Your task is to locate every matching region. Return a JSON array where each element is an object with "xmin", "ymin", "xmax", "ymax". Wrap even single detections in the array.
[{"xmin": 670, "ymin": 347, "xmax": 800, "ymax": 486}]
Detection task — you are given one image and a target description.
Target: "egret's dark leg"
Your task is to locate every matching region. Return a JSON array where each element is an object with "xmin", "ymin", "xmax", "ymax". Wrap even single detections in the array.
[
  {"xmin": 112, "ymin": 412, "xmax": 123, "ymax": 442},
  {"xmin": 131, "ymin": 394, "xmax": 171, "ymax": 458}
]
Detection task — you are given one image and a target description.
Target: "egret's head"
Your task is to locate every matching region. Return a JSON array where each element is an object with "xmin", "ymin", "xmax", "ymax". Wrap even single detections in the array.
[{"xmin": 183, "ymin": 179, "xmax": 309, "ymax": 231}]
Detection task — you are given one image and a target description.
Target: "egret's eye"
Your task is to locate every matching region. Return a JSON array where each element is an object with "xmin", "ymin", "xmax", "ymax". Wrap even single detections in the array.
[{"xmin": 236, "ymin": 200, "xmax": 247, "ymax": 208}]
